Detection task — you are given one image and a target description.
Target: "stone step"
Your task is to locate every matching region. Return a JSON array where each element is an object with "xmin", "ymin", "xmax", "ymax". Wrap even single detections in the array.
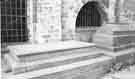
[
  {"xmin": 6, "ymin": 50, "xmax": 104, "ymax": 74},
  {"xmin": 4, "ymin": 41, "xmax": 98, "ymax": 75},
  {"xmin": 8, "ymin": 55, "xmax": 113, "ymax": 79},
  {"xmin": 19, "ymin": 47, "xmax": 96, "ymax": 62},
  {"xmin": 8, "ymin": 40, "xmax": 95, "ymax": 62}
]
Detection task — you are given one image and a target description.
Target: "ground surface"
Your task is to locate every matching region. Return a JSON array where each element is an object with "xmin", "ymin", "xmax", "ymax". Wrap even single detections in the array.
[{"xmin": 102, "ymin": 65, "xmax": 135, "ymax": 79}]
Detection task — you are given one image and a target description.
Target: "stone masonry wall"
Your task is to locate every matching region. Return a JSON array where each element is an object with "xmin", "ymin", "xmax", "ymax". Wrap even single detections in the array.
[
  {"xmin": 61, "ymin": 0, "xmax": 109, "ymax": 40},
  {"xmin": 27, "ymin": 0, "xmax": 62, "ymax": 43},
  {"xmin": 27, "ymin": 0, "xmax": 125, "ymax": 43},
  {"xmin": 35, "ymin": 0, "xmax": 62, "ymax": 43},
  {"xmin": 27, "ymin": 0, "xmax": 110, "ymax": 43},
  {"xmin": 27, "ymin": 0, "xmax": 33, "ymax": 43}
]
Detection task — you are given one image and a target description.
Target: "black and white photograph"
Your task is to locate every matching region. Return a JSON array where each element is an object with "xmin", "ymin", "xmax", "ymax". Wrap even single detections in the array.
[{"xmin": 1, "ymin": 0, "xmax": 135, "ymax": 79}]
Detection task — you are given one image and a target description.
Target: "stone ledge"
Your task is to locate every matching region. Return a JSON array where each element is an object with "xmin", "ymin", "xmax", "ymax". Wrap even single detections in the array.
[
  {"xmin": 18, "ymin": 46, "xmax": 96, "ymax": 62},
  {"xmin": 94, "ymin": 33, "xmax": 135, "ymax": 46},
  {"xmin": 97, "ymin": 48, "xmax": 135, "ymax": 64},
  {"xmin": 8, "ymin": 40, "xmax": 95, "ymax": 57},
  {"xmin": 97, "ymin": 48, "xmax": 135, "ymax": 57},
  {"xmin": 95, "ymin": 42, "xmax": 134, "ymax": 52},
  {"xmin": 8, "ymin": 56, "xmax": 113, "ymax": 79},
  {"xmin": 9, "ymin": 52, "xmax": 103, "ymax": 74},
  {"xmin": 93, "ymin": 23, "xmax": 135, "ymax": 52}
]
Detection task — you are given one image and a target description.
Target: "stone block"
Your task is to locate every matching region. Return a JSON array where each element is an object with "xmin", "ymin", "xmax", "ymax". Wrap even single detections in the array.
[
  {"xmin": 101, "ymin": 48, "xmax": 135, "ymax": 68},
  {"xmin": 6, "ymin": 41, "xmax": 97, "ymax": 74},
  {"xmin": 95, "ymin": 43, "xmax": 133, "ymax": 52},
  {"xmin": 93, "ymin": 23, "xmax": 135, "ymax": 52},
  {"xmin": 10, "ymin": 56, "xmax": 112, "ymax": 79},
  {"xmin": 1, "ymin": 44, "xmax": 9, "ymax": 54},
  {"xmin": 113, "ymin": 49, "xmax": 135, "ymax": 64},
  {"xmin": 19, "ymin": 53, "xmax": 103, "ymax": 74},
  {"xmin": 8, "ymin": 41, "xmax": 95, "ymax": 62},
  {"xmin": 75, "ymin": 28, "xmax": 97, "ymax": 42},
  {"xmin": 1, "ymin": 55, "xmax": 12, "ymax": 73},
  {"xmin": 20, "ymin": 47, "xmax": 95, "ymax": 62}
]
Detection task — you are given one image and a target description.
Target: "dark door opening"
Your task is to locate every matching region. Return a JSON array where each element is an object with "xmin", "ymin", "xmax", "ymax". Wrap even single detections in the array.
[
  {"xmin": 1, "ymin": 0, "xmax": 28, "ymax": 43},
  {"xmin": 76, "ymin": 1, "xmax": 103, "ymax": 28}
]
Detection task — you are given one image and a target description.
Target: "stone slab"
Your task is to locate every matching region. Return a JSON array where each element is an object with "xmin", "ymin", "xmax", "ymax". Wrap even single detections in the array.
[
  {"xmin": 8, "ymin": 56, "xmax": 113, "ymax": 79},
  {"xmin": 12, "ymin": 53, "xmax": 104, "ymax": 74},
  {"xmin": 95, "ymin": 42, "xmax": 133, "ymax": 52},
  {"xmin": 94, "ymin": 23, "xmax": 135, "ymax": 52},
  {"xmin": 94, "ymin": 34, "xmax": 134, "ymax": 46},
  {"xmin": 96, "ymin": 23, "xmax": 135, "ymax": 35},
  {"xmin": 97, "ymin": 48, "xmax": 135, "ymax": 64},
  {"xmin": 8, "ymin": 40, "xmax": 95, "ymax": 57},
  {"xmin": 18, "ymin": 46, "xmax": 96, "ymax": 62}
]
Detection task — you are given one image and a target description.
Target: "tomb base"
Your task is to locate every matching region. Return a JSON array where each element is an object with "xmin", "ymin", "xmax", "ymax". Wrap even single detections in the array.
[{"xmin": 93, "ymin": 23, "xmax": 135, "ymax": 52}]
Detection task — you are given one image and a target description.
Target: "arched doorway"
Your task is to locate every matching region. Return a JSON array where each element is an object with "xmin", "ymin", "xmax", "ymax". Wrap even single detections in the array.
[
  {"xmin": 75, "ymin": 1, "xmax": 106, "ymax": 42},
  {"xmin": 76, "ymin": 1, "xmax": 104, "ymax": 28}
]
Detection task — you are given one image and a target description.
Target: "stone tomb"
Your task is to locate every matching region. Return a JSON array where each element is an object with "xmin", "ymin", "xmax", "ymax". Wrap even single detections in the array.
[
  {"xmin": 93, "ymin": 23, "xmax": 135, "ymax": 52},
  {"xmin": 93, "ymin": 23, "xmax": 135, "ymax": 71},
  {"xmin": 4, "ymin": 41, "xmax": 105, "ymax": 74},
  {"xmin": 3, "ymin": 41, "xmax": 113, "ymax": 79}
]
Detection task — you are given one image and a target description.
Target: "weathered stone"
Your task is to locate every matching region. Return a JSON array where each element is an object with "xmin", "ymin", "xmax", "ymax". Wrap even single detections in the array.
[
  {"xmin": 15, "ymin": 53, "xmax": 104, "ymax": 74},
  {"xmin": 30, "ymin": 0, "xmax": 62, "ymax": 43},
  {"xmin": 8, "ymin": 56, "xmax": 113, "ymax": 79},
  {"xmin": 30, "ymin": 57, "xmax": 112, "ymax": 79},
  {"xmin": 6, "ymin": 41, "xmax": 97, "ymax": 74},
  {"xmin": 93, "ymin": 23, "xmax": 135, "ymax": 52},
  {"xmin": 75, "ymin": 28, "xmax": 97, "ymax": 42},
  {"xmin": 8, "ymin": 41, "xmax": 95, "ymax": 62},
  {"xmin": 115, "ymin": 51, "xmax": 135, "ymax": 64}
]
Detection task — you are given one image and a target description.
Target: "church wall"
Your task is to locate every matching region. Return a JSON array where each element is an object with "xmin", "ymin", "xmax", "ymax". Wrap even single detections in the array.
[
  {"xmin": 27, "ymin": 0, "xmax": 121, "ymax": 43},
  {"xmin": 61, "ymin": 0, "xmax": 109, "ymax": 41},
  {"xmin": 35, "ymin": 0, "xmax": 62, "ymax": 43},
  {"xmin": 27, "ymin": 0, "xmax": 34, "ymax": 43},
  {"xmin": 2, "ymin": 0, "xmax": 129, "ymax": 44},
  {"xmin": 27, "ymin": 0, "xmax": 62, "ymax": 43}
]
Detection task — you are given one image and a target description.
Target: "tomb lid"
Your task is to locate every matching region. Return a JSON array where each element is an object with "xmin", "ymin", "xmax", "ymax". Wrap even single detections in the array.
[{"xmin": 96, "ymin": 23, "xmax": 135, "ymax": 35}]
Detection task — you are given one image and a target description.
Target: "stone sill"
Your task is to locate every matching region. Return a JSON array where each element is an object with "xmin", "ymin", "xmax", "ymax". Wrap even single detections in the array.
[{"xmin": 76, "ymin": 27, "xmax": 99, "ymax": 32}]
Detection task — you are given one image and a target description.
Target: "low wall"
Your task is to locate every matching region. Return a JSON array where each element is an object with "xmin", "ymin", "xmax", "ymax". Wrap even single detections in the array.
[{"xmin": 75, "ymin": 28, "xmax": 98, "ymax": 42}]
